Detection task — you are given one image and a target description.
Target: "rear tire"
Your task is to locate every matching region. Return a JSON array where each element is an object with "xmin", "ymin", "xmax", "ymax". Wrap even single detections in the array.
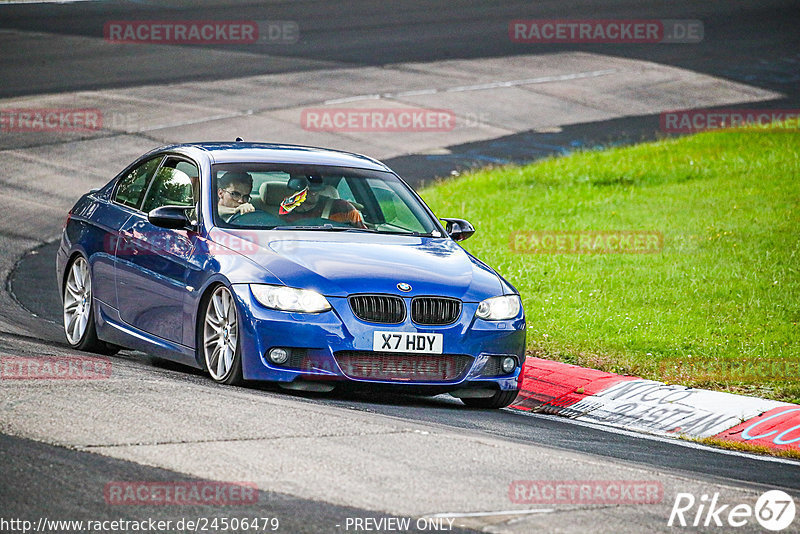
[
  {"xmin": 461, "ymin": 388, "xmax": 519, "ymax": 409},
  {"xmin": 62, "ymin": 256, "xmax": 118, "ymax": 355},
  {"xmin": 201, "ymin": 285, "xmax": 244, "ymax": 386}
]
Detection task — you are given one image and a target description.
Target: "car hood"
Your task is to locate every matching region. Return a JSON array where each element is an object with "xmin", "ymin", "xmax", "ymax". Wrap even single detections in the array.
[{"xmin": 209, "ymin": 228, "xmax": 504, "ymax": 301}]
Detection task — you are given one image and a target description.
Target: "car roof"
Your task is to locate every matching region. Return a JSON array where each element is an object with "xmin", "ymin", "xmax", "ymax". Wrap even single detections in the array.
[{"xmin": 154, "ymin": 142, "xmax": 392, "ymax": 172}]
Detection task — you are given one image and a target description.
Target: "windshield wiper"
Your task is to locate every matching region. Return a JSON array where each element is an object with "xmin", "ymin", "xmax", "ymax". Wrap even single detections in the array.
[
  {"xmin": 271, "ymin": 224, "xmax": 372, "ymax": 232},
  {"xmin": 372, "ymin": 229, "xmax": 435, "ymax": 237},
  {"xmin": 271, "ymin": 224, "xmax": 435, "ymax": 236}
]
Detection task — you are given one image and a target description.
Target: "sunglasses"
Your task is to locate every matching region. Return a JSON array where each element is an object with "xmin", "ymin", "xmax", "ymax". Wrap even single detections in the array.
[{"xmin": 224, "ymin": 189, "xmax": 251, "ymax": 202}]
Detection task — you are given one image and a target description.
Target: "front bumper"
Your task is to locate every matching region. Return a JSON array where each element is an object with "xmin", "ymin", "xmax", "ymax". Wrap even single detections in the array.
[{"xmin": 230, "ymin": 284, "xmax": 526, "ymax": 391}]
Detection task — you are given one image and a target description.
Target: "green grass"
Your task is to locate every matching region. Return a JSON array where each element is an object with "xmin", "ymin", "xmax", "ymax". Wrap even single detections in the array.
[
  {"xmin": 690, "ymin": 436, "xmax": 800, "ymax": 460},
  {"xmin": 419, "ymin": 124, "xmax": 800, "ymax": 403}
]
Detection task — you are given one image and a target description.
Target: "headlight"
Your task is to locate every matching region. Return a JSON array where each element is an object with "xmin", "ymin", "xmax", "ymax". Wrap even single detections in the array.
[
  {"xmin": 250, "ymin": 284, "xmax": 331, "ymax": 313},
  {"xmin": 475, "ymin": 295, "xmax": 522, "ymax": 321}
]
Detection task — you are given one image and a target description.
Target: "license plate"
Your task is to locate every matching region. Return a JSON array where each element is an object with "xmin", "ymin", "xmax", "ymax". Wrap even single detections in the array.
[{"xmin": 372, "ymin": 331, "xmax": 443, "ymax": 353}]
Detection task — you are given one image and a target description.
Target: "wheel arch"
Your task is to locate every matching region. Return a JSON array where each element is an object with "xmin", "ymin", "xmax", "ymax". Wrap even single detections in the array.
[{"xmin": 60, "ymin": 247, "xmax": 90, "ymax": 299}]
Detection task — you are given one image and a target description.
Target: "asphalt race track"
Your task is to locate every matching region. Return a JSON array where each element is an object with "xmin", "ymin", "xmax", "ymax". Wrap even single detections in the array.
[{"xmin": 1, "ymin": 2, "xmax": 799, "ymax": 533}]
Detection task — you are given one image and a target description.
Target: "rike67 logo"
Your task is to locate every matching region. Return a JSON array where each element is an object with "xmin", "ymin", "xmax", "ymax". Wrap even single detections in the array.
[{"xmin": 668, "ymin": 490, "xmax": 796, "ymax": 531}]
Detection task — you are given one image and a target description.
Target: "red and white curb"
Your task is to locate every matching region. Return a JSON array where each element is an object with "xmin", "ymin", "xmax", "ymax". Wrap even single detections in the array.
[{"xmin": 510, "ymin": 358, "xmax": 800, "ymax": 453}]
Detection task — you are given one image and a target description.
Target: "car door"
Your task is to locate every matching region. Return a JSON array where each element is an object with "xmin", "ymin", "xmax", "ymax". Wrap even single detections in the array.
[
  {"xmin": 114, "ymin": 156, "xmax": 200, "ymax": 345},
  {"xmin": 96, "ymin": 155, "xmax": 164, "ymax": 309}
]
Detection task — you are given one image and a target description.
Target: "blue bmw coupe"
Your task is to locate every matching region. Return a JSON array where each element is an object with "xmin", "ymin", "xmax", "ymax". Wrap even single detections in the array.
[{"xmin": 57, "ymin": 142, "xmax": 525, "ymax": 408}]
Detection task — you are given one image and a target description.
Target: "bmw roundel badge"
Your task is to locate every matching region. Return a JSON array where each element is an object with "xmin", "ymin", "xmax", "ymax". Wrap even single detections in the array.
[{"xmin": 397, "ymin": 282, "xmax": 412, "ymax": 292}]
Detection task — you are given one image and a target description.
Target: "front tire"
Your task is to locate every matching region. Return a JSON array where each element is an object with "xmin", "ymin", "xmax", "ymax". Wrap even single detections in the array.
[
  {"xmin": 62, "ymin": 256, "xmax": 117, "ymax": 354},
  {"xmin": 461, "ymin": 388, "xmax": 519, "ymax": 409},
  {"xmin": 201, "ymin": 285, "xmax": 243, "ymax": 385}
]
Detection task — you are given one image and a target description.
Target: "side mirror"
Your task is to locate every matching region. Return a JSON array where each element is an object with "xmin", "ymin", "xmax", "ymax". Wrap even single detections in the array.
[
  {"xmin": 148, "ymin": 205, "xmax": 194, "ymax": 230},
  {"xmin": 441, "ymin": 218, "xmax": 475, "ymax": 242}
]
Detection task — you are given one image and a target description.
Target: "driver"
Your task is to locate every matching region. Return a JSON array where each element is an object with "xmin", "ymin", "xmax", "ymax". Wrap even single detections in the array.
[
  {"xmin": 217, "ymin": 171, "xmax": 255, "ymax": 221},
  {"xmin": 279, "ymin": 174, "xmax": 365, "ymax": 228}
]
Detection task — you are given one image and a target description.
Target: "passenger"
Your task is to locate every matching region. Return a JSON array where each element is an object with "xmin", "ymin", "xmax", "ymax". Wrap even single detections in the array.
[
  {"xmin": 217, "ymin": 171, "xmax": 255, "ymax": 221},
  {"xmin": 279, "ymin": 174, "xmax": 365, "ymax": 228}
]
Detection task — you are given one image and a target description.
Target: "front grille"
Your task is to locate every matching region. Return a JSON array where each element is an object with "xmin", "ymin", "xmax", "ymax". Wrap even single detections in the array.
[
  {"xmin": 334, "ymin": 351, "xmax": 472, "ymax": 382},
  {"xmin": 349, "ymin": 295, "xmax": 405, "ymax": 324},
  {"xmin": 411, "ymin": 297, "xmax": 462, "ymax": 325}
]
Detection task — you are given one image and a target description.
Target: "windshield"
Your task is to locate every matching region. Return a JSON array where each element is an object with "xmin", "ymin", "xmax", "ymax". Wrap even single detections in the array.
[{"xmin": 211, "ymin": 163, "xmax": 443, "ymax": 236}]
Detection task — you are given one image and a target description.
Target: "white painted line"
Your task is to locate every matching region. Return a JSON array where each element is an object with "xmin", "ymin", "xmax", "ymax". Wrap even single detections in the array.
[
  {"xmin": 394, "ymin": 88, "xmax": 438, "ymax": 97},
  {"xmin": 3, "ymin": 149, "xmax": 109, "ymax": 179},
  {"xmin": 143, "ymin": 111, "xmax": 249, "ymax": 132},
  {"xmin": 323, "ymin": 94, "xmax": 382, "ymax": 105},
  {"xmin": 443, "ymin": 69, "xmax": 618, "ymax": 93},
  {"xmin": 322, "ymin": 69, "xmax": 618, "ymax": 105},
  {"xmin": 0, "ymin": 1, "xmax": 93, "ymax": 3},
  {"xmin": 508, "ymin": 408, "xmax": 800, "ymax": 467},
  {"xmin": 424, "ymin": 509, "xmax": 555, "ymax": 518},
  {"xmin": 89, "ymin": 90, "xmax": 231, "ymax": 113}
]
